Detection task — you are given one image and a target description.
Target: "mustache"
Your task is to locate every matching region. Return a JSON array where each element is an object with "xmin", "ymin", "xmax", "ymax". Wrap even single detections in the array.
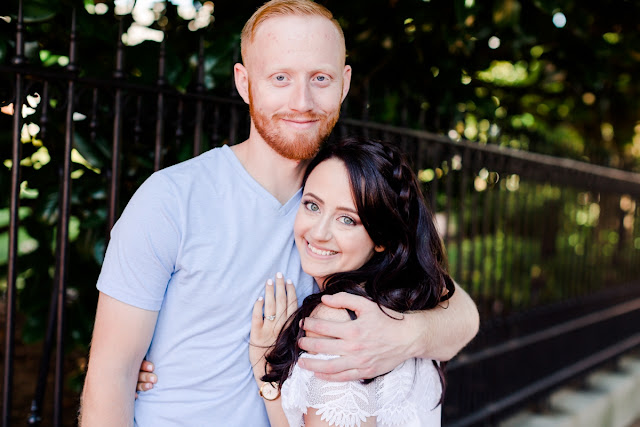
[{"xmin": 273, "ymin": 112, "xmax": 325, "ymax": 121}]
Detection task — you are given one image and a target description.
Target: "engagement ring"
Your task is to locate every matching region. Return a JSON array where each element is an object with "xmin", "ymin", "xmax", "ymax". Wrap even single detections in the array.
[{"xmin": 264, "ymin": 315, "xmax": 276, "ymax": 321}]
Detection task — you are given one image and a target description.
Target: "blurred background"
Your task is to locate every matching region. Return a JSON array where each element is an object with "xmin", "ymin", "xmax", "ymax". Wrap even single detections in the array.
[{"xmin": 1, "ymin": 0, "xmax": 639, "ymax": 425}]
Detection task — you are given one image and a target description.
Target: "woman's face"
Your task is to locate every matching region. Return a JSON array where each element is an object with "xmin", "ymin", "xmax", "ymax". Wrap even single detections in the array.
[{"xmin": 294, "ymin": 158, "xmax": 382, "ymax": 288}]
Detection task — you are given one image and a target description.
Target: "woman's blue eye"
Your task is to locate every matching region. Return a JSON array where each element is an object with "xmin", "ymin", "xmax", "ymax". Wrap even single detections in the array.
[
  {"xmin": 305, "ymin": 202, "xmax": 319, "ymax": 212},
  {"xmin": 339, "ymin": 216, "xmax": 355, "ymax": 225}
]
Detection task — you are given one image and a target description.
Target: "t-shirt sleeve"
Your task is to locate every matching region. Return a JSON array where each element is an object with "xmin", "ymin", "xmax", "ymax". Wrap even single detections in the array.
[{"xmin": 97, "ymin": 172, "xmax": 181, "ymax": 311}]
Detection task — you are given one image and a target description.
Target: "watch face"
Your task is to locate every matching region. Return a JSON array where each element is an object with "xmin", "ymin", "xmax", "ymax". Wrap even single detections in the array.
[{"xmin": 261, "ymin": 382, "xmax": 280, "ymax": 400}]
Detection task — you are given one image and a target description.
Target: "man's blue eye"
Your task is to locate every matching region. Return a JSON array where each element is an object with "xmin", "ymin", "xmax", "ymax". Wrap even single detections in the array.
[{"xmin": 276, "ymin": 75, "xmax": 285, "ymax": 81}]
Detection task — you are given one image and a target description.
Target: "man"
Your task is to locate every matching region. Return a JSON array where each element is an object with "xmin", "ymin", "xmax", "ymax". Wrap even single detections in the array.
[{"xmin": 80, "ymin": 0, "xmax": 479, "ymax": 425}]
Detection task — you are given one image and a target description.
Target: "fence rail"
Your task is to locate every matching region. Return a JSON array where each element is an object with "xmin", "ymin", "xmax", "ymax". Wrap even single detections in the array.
[{"xmin": 1, "ymin": 2, "xmax": 640, "ymax": 426}]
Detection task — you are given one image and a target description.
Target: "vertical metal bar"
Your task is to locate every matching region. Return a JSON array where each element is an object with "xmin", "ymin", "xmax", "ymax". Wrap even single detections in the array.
[
  {"xmin": 361, "ymin": 78, "xmax": 370, "ymax": 122},
  {"xmin": 444, "ymin": 152, "xmax": 453, "ymax": 250},
  {"xmin": 28, "ymin": 275, "xmax": 59, "ymax": 426},
  {"xmin": 89, "ymin": 88, "xmax": 99, "ymax": 144},
  {"xmin": 456, "ymin": 151, "xmax": 467, "ymax": 284},
  {"xmin": 53, "ymin": 8, "xmax": 77, "ymax": 426},
  {"xmin": 468, "ymin": 153, "xmax": 480, "ymax": 296},
  {"xmin": 28, "ymin": 82, "xmax": 54, "ymax": 427},
  {"xmin": 479, "ymin": 169, "xmax": 493, "ymax": 314},
  {"xmin": 504, "ymin": 183, "xmax": 515, "ymax": 310},
  {"xmin": 514, "ymin": 183, "xmax": 528, "ymax": 308},
  {"xmin": 492, "ymin": 175, "xmax": 504, "ymax": 313},
  {"xmin": 108, "ymin": 17, "xmax": 125, "ymax": 232},
  {"xmin": 134, "ymin": 95, "xmax": 143, "ymax": 146},
  {"xmin": 175, "ymin": 98, "xmax": 184, "ymax": 148},
  {"xmin": 209, "ymin": 103, "xmax": 219, "ymax": 146},
  {"xmin": 154, "ymin": 35, "xmax": 167, "ymax": 171},
  {"xmin": 194, "ymin": 35, "xmax": 205, "ymax": 155},
  {"xmin": 3, "ymin": 0, "xmax": 25, "ymax": 424},
  {"xmin": 39, "ymin": 82, "xmax": 50, "ymax": 140},
  {"xmin": 430, "ymin": 145, "xmax": 441, "ymax": 221}
]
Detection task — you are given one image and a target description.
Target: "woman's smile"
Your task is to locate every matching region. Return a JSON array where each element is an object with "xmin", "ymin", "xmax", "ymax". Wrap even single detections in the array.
[{"xmin": 294, "ymin": 158, "xmax": 381, "ymax": 288}]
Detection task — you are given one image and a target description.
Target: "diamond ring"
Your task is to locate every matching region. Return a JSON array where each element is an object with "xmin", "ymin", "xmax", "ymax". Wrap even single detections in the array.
[{"xmin": 264, "ymin": 315, "xmax": 276, "ymax": 321}]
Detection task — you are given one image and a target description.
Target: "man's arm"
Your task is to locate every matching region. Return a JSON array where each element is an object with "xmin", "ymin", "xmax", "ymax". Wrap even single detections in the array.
[
  {"xmin": 79, "ymin": 292, "xmax": 158, "ymax": 426},
  {"xmin": 297, "ymin": 282, "xmax": 479, "ymax": 381}
]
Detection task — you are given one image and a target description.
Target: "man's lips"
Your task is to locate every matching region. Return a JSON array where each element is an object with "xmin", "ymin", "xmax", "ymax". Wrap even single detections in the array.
[{"xmin": 276, "ymin": 114, "xmax": 323, "ymax": 129}]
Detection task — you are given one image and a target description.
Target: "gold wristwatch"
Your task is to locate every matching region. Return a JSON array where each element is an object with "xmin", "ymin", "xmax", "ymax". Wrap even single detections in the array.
[{"xmin": 259, "ymin": 382, "xmax": 281, "ymax": 401}]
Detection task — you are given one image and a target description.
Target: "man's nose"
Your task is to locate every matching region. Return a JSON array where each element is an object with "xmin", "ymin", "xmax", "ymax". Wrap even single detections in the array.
[{"xmin": 289, "ymin": 82, "xmax": 314, "ymax": 112}]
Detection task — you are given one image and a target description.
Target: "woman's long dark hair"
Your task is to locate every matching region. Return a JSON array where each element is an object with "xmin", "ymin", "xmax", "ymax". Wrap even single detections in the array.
[{"xmin": 261, "ymin": 137, "xmax": 454, "ymax": 399}]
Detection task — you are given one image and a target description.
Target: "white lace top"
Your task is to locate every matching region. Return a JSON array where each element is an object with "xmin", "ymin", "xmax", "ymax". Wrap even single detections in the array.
[{"xmin": 281, "ymin": 353, "xmax": 442, "ymax": 427}]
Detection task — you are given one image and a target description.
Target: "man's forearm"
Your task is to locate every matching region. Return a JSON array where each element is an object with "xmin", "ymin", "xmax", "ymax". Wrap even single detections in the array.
[
  {"xmin": 80, "ymin": 370, "xmax": 136, "ymax": 426},
  {"xmin": 79, "ymin": 293, "xmax": 158, "ymax": 426},
  {"xmin": 408, "ymin": 282, "xmax": 479, "ymax": 361}
]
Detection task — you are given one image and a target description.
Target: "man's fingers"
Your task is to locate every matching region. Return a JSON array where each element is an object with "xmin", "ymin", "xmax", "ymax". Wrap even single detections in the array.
[
  {"xmin": 320, "ymin": 292, "xmax": 373, "ymax": 314},
  {"xmin": 297, "ymin": 354, "xmax": 352, "ymax": 375},
  {"xmin": 302, "ymin": 316, "xmax": 355, "ymax": 340},
  {"xmin": 298, "ymin": 335, "xmax": 349, "ymax": 356}
]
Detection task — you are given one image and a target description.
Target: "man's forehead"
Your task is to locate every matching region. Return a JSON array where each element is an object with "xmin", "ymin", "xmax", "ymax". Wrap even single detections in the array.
[{"xmin": 251, "ymin": 15, "xmax": 344, "ymax": 50}]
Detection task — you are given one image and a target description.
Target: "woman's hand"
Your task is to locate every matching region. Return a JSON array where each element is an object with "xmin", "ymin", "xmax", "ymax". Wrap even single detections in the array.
[
  {"xmin": 250, "ymin": 272, "xmax": 297, "ymax": 380},
  {"xmin": 135, "ymin": 360, "xmax": 157, "ymax": 397}
]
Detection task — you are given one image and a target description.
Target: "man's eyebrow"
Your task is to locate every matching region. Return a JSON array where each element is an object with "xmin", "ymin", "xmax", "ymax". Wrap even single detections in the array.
[{"xmin": 304, "ymin": 192, "xmax": 358, "ymax": 215}]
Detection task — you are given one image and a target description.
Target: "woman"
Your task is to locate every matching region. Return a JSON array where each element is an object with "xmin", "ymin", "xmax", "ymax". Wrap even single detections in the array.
[{"xmin": 249, "ymin": 137, "xmax": 454, "ymax": 426}]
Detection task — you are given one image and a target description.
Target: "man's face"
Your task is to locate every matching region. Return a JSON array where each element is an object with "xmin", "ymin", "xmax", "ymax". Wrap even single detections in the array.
[{"xmin": 242, "ymin": 15, "xmax": 351, "ymax": 161}]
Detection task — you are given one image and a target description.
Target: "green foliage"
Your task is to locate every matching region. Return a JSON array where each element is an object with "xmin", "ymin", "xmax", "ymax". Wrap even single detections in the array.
[{"xmin": 1, "ymin": 2, "xmax": 639, "ymax": 408}]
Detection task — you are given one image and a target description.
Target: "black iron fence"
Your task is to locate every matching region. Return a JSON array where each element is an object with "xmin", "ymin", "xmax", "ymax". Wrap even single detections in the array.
[{"xmin": 1, "ymin": 2, "xmax": 640, "ymax": 426}]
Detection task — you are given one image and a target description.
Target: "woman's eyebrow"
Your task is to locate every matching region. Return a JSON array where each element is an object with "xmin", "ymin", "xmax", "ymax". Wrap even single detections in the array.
[
  {"xmin": 305, "ymin": 192, "xmax": 358, "ymax": 215},
  {"xmin": 304, "ymin": 192, "xmax": 323, "ymax": 204}
]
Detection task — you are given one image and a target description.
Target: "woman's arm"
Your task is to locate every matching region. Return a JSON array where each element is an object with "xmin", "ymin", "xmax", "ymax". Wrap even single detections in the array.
[
  {"xmin": 297, "ymin": 282, "xmax": 479, "ymax": 381},
  {"xmin": 249, "ymin": 273, "xmax": 297, "ymax": 427}
]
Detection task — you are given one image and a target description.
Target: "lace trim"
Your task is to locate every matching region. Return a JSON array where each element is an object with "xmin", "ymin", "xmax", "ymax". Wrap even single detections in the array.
[{"xmin": 281, "ymin": 354, "xmax": 442, "ymax": 427}]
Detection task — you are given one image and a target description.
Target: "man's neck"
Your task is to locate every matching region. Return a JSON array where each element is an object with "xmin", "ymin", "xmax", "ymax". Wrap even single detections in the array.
[{"xmin": 231, "ymin": 137, "xmax": 310, "ymax": 205}]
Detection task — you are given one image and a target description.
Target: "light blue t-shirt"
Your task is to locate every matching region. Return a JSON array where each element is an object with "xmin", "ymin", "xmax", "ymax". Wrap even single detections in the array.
[{"xmin": 97, "ymin": 145, "xmax": 315, "ymax": 426}]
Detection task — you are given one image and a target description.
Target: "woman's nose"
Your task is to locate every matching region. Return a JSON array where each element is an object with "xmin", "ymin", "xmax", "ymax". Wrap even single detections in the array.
[{"xmin": 310, "ymin": 217, "xmax": 331, "ymax": 241}]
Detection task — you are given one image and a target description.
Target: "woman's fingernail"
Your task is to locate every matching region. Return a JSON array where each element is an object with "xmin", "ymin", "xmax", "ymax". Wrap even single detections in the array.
[
  {"xmin": 267, "ymin": 279, "xmax": 273, "ymax": 286},
  {"xmin": 258, "ymin": 296, "xmax": 263, "ymax": 301},
  {"xmin": 286, "ymin": 279, "xmax": 293, "ymax": 285},
  {"xmin": 276, "ymin": 272, "xmax": 283, "ymax": 279}
]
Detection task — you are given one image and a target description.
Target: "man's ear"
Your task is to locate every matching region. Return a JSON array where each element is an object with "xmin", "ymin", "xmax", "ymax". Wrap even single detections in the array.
[
  {"xmin": 341, "ymin": 65, "xmax": 352, "ymax": 103},
  {"xmin": 234, "ymin": 63, "xmax": 250, "ymax": 105}
]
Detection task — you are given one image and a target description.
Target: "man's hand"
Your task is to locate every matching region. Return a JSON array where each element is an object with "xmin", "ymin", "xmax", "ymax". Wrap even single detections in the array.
[
  {"xmin": 297, "ymin": 292, "xmax": 413, "ymax": 382},
  {"xmin": 298, "ymin": 284, "xmax": 479, "ymax": 382}
]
